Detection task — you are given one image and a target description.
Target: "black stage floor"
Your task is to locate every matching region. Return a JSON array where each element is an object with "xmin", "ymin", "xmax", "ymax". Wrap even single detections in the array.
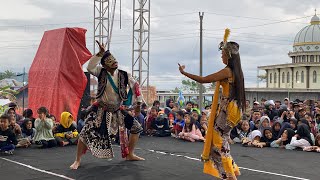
[{"xmin": 0, "ymin": 136, "xmax": 318, "ymax": 180}]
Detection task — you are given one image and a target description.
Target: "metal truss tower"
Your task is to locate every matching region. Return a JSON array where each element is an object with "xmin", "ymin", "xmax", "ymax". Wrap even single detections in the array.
[
  {"xmin": 132, "ymin": 0, "xmax": 150, "ymax": 103},
  {"xmin": 94, "ymin": 0, "xmax": 116, "ymax": 53}
]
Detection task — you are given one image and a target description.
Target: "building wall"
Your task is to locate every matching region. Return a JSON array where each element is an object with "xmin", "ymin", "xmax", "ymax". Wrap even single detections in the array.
[
  {"xmin": 245, "ymin": 90, "xmax": 320, "ymax": 105},
  {"xmin": 279, "ymin": 68, "xmax": 291, "ymax": 88},
  {"xmin": 292, "ymin": 66, "xmax": 307, "ymax": 88},
  {"xmin": 309, "ymin": 67, "xmax": 320, "ymax": 89}
]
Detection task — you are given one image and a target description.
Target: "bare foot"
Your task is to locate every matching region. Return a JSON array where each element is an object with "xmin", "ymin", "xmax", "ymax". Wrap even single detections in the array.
[
  {"xmin": 126, "ymin": 154, "xmax": 145, "ymax": 161},
  {"xmin": 62, "ymin": 141, "xmax": 69, "ymax": 147},
  {"xmin": 70, "ymin": 161, "xmax": 81, "ymax": 170}
]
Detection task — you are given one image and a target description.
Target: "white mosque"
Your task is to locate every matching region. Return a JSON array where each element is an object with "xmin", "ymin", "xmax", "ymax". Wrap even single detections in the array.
[{"xmin": 258, "ymin": 12, "xmax": 320, "ymax": 89}]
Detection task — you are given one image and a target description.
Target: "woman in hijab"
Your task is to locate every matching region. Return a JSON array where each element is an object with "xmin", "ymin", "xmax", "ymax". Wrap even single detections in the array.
[
  {"xmin": 277, "ymin": 122, "xmax": 292, "ymax": 139},
  {"xmin": 290, "ymin": 124, "xmax": 313, "ymax": 150},
  {"xmin": 258, "ymin": 116, "xmax": 271, "ymax": 133},
  {"xmin": 271, "ymin": 128, "xmax": 295, "ymax": 149},
  {"xmin": 271, "ymin": 120, "xmax": 281, "ymax": 139},
  {"xmin": 255, "ymin": 127, "xmax": 275, "ymax": 148}
]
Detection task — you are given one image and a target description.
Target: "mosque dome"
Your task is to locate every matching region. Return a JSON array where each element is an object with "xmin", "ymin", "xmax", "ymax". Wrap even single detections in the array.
[{"xmin": 293, "ymin": 13, "xmax": 320, "ymax": 52}]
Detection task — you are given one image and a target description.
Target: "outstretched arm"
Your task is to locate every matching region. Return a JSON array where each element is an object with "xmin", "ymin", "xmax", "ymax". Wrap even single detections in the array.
[
  {"xmin": 87, "ymin": 41, "xmax": 105, "ymax": 77},
  {"xmin": 178, "ymin": 63, "xmax": 232, "ymax": 83}
]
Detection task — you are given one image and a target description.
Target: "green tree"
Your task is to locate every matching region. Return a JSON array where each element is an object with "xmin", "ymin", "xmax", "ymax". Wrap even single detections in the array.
[
  {"xmin": 0, "ymin": 86, "xmax": 18, "ymax": 101},
  {"xmin": 257, "ymin": 74, "xmax": 267, "ymax": 82},
  {"xmin": 206, "ymin": 82, "xmax": 216, "ymax": 91},
  {"xmin": 181, "ymin": 79, "xmax": 206, "ymax": 93},
  {"xmin": 171, "ymin": 87, "xmax": 180, "ymax": 93},
  {"xmin": 0, "ymin": 70, "xmax": 15, "ymax": 80}
]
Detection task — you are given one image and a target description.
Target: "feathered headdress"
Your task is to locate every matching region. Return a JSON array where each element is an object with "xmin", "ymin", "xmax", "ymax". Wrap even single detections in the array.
[{"xmin": 219, "ymin": 28, "xmax": 239, "ymax": 58}]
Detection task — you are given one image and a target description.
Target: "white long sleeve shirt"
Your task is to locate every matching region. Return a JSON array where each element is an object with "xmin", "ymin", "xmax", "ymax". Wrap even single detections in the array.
[{"xmin": 87, "ymin": 55, "xmax": 142, "ymax": 106}]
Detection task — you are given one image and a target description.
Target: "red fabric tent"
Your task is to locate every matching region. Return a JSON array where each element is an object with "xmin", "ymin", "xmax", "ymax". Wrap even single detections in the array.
[{"xmin": 28, "ymin": 27, "xmax": 92, "ymax": 121}]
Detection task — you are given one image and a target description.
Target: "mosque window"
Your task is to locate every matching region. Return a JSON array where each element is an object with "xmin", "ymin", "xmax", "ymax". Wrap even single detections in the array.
[
  {"xmin": 287, "ymin": 72, "xmax": 290, "ymax": 83},
  {"xmin": 282, "ymin": 72, "xmax": 285, "ymax": 83},
  {"xmin": 296, "ymin": 71, "xmax": 299, "ymax": 83},
  {"xmin": 301, "ymin": 71, "xmax": 304, "ymax": 83},
  {"xmin": 274, "ymin": 73, "xmax": 277, "ymax": 83},
  {"xmin": 313, "ymin": 71, "xmax": 317, "ymax": 83},
  {"xmin": 270, "ymin": 73, "xmax": 272, "ymax": 83},
  {"xmin": 302, "ymin": 55, "xmax": 306, "ymax": 62},
  {"xmin": 310, "ymin": 55, "xmax": 314, "ymax": 62}
]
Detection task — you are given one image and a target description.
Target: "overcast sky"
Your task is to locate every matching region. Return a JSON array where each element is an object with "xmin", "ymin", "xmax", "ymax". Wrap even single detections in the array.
[{"xmin": 0, "ymin": 0, "xmax": 320, "ymax": 90}]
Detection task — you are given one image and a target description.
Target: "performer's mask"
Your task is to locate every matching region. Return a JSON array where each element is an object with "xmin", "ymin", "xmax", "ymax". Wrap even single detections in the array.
[{"xmin": 101, "ymin": 50, "xmax": 118, "ymax": 68}]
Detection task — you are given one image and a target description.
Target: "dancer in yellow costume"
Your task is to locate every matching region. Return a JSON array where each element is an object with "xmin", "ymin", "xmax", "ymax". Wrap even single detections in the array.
[{"xmin": 178, "ymin": 29, "xmax": 245, "ymax": 180}]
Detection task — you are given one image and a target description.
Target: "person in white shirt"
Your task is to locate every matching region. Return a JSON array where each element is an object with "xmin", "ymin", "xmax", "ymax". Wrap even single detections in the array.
[{"xmin": 70, "ymin": 41, "xmax": 144, "ymax": 170}]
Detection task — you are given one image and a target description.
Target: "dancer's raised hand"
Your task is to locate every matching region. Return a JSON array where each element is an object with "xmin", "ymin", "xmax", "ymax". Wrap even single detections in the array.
[
  {"xmin": 95, "ymin": 40, "xmax": 106, "ymax": 57},
  {"xmin": 178, "ymin": 63, "xmax": 185, "ymax": 74}
]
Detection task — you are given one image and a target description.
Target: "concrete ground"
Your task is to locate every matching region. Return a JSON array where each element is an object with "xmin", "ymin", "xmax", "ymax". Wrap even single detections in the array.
[{"xmin": 0, "ymin": 136, "xmax": 319, "ymax": 180}]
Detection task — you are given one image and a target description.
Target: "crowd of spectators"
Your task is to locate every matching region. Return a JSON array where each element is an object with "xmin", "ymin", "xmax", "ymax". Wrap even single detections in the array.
[{"xmin": 1, "ymin": 96, "xmax": 320, "ymax": 155}]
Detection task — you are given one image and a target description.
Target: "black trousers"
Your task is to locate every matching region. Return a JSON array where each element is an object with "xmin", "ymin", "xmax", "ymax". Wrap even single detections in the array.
[{"xmin": 38, "ymin": 139, "xmax": 57, "ymax": 148}]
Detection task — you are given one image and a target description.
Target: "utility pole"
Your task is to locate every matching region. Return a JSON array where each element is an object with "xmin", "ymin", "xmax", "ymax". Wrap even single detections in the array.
[
  {"xmin": 199, "ymin": 12, "xmax": 204, "ymax": 110},
  {"xmin": 22, "ymin": 67, "xmax": 25, "ymax": 110}
]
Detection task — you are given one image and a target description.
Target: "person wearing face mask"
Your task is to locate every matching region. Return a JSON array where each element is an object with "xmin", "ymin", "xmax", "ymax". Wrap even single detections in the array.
[{"xmin": 70, "ymin": 41, "xmax": 144, "ymax": 170}]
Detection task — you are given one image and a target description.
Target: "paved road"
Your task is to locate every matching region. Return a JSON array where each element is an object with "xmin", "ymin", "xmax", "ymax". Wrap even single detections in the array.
[{"xmin": 0, "ymin": 136, "xmax": 319, "ymax": 180}]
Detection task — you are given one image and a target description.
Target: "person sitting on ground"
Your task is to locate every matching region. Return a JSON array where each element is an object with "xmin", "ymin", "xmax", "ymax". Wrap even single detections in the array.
[
  {"xmin": 7, "ymin": 102, "xmax": 23, "ymax": 124},
  {"xmin": 23, "ymin": 108, "xmax": 36, "ymax": 128},
  {"xmin": 289, "ymin": 117, "xmax": 298, "ymax": 131},
  {"xmin": 255, "ymin": 127, "xmax": 275, "ymax": 148},
  {"xmin": 0, "ymin": 114, "xmax": 17, "ymax": 154},
  {"xmin": 172, "ymin": 110, "xmax": 185, "ymax": 138},
  {"xmin": 21, "ymin": 118, "xmax": 36, "ymax": 144},
  {"xmin": 167, "ymin": 112, "xmax": 175, "ymax": 129},
  {"xmin": 243, "ymin": 130, "xmax": 261, "ymax": 147},
  {"xmin": 8, "ymin": 114, "xmax": 22, "ymax": 139},
  {"xmin": 184, "ymin": 101, "xmax": 193, "ymax": 113},
  {"xmin": 258, "ymin": 116, "xmax": 271, "ymax": 133},
  {"xmin": 232, "ymin": 120, "xmax": 251, "ymax": 144},
  {"xmin": 270, "ymin": 128, "xmax": 295, "ymax": 149},
  {"xmin": 9, "ymin": 114, "xmax": 30, "ymax": 148},
  {"xmin": 178, "ymin": 113, "xmax": 205, "ymax": 142},
  {"xmin": 151, "ymin": 112, "xmax": 171, "ymax": 137},
  {"xmin": 145, "ymin": 106, "xmax": 158, "ymax": 136},
  {"xmin": 33, "ymin": 107, "xmax": 57, "ymax": 148},
  {"xmin": 54, "ymin": 112, "xmax": 79, "ymax": 146},
  {"xmin": 271, "ymin": 120, "xmax": 282, "ymax": 139},
  {"xmin": 199, "ymin": 110, "xmax": 208, "ymax": 137},
  {"xmin": 289, "ymin": 124, "xmax": 313, "ymax": 150},
  {"xmin": 303, "ymin": 133, "xmax": 320, "ymax": 152},
  {"xmin": 77, "ymin": 110, "xmax": 86, "ymax": 133}
]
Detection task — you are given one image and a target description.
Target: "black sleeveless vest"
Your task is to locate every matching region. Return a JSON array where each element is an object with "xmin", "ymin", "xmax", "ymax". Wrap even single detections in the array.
[{"xmin": 96, "ymin": 68, "xmax": 129, "ymax": 101}]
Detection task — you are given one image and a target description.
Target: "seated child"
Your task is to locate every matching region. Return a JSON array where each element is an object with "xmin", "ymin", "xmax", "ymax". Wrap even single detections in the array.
[
  {"xmin": 151, "ymin": 113, "xmax": 171, "ymax": 137},
  {"xmin": 0, "ymin": 114, "xmax": 17, "ymax": 154},
  {"xmin": 145, "ymin": 106, "xmax": 158, "ymax": 136},
  {"xmin": 21, "ymin": 118, "xmax": 36, "ymax": 144},
  {"xmin": 54, "ymin": 112, "xmax": 79, "ymax": 146},
  {"xmin": 34, "ymin": 107, "xmax": 57, "ymax": 148},
  {"xmin": 9, "ymin": 115, "xmax": 31, "ymax": 148},
  {"xmin": 172, "ymin": 110, "xmax": 185, "ymax": 138},
  {"xmin": 199, "ymin": 111, "xmax": 208, "ymax": 137},
  {"xmin": 178, "ymin": 113, "xmax": 205, "ymax": 142}
]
